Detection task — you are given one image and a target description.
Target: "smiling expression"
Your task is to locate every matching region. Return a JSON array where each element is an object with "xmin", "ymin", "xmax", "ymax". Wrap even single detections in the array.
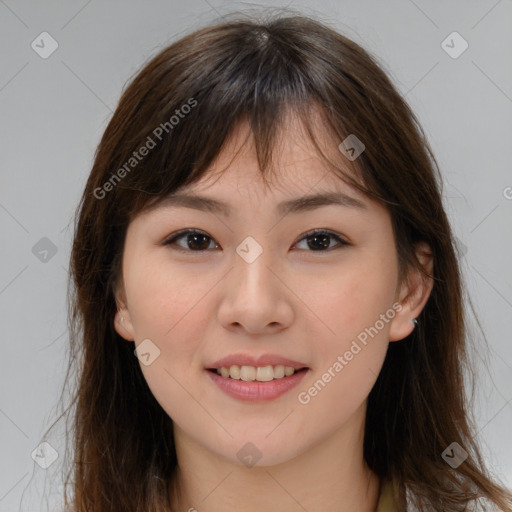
[{"xmin": 113, "ymin": 111, "xmax": 417, "ymax": 467}]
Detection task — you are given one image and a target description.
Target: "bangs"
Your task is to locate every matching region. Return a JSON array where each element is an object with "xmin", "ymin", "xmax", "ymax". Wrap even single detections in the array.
[
  {"xmin": 104, "ymin": 18, "xmax": 384, "ymax": 222},
  {"xmin": 138, "ymin": 100, "xmax": 374, "ymax": 217}
]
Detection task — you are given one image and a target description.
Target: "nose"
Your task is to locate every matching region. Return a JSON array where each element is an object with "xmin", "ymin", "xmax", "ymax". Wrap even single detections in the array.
[{"xmin": 217, "ymin": 243, "xmax": 294, "ymax": 335}]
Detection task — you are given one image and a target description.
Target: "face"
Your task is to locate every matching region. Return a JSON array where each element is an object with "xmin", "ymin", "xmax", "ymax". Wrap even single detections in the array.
[{"xmin": 114, "ymin": 112, "xmax": 428, "ymax": 467}]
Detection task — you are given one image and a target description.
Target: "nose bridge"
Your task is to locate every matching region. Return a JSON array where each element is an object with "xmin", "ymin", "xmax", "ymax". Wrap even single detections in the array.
[
  {"xmin": 216, "ymin": 233, "xmax": 291, "ymax": 332},
  {"xmin": 232, "ymin": 234, "xmax": 276, "ymax": 296},
  {"xmin": 218, "ymin": 218, "xmax": 295, "ymax": 334}
]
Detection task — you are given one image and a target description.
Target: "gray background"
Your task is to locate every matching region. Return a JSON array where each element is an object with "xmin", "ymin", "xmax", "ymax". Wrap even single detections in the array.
[{"xmin": 1, "ymin": 1, "xmax": 511, "ymax": 510}]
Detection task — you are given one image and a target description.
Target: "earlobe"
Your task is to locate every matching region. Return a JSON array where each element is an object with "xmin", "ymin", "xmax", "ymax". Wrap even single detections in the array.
[
  {"xmin": 114, "ymin": 308, "xmax": 135, "ymax": 341},
  {"xmin": 114, "ymin": 309, "xmax": 134, "ymax": 341},
  {"xmin": 388, "ymin": 242, "xmax": 434, "ymax": 342},
  {"xmin": 113, "ymin": 284, "xmax": 135, "ymax": 342}
]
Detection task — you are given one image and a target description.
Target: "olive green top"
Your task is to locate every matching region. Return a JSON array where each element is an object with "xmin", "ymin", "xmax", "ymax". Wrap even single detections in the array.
[{"xmin": 376, "ymin": 478, "xmax": 403, "ymax": 511}]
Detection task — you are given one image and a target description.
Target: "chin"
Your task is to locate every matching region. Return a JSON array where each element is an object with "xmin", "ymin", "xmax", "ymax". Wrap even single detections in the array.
[{"xmin": 210, "ymin": 435, "xmax": 305, "ymax": 469}]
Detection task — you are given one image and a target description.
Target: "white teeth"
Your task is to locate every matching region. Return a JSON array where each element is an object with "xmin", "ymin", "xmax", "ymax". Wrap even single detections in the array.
[
  {"xmin": 215, "ymin": 364, "xmax": 300, "ymax": 381},
  {"xmin": 273, "ymin": 365, "xmax": 285, "ymax": 379},
  {"xmin": 240, "ymin": 365, "xmax": 256, "ymax": 381},
  {"xmin": 229, "ymin": 365, "xmax": 240, "ymax": 379},
  {"xmin": 256, "ymin": 366, "xmax": 273, "ymax": 381},
  {"xmin": 284, "ymin": 366, "xmax": 295, "ymax": 377}
]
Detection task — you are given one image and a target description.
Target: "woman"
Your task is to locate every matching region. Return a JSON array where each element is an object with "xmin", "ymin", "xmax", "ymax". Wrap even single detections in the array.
[{"xmin": 59, "ymin": 11, "xmax": 512, "ymax": 512}]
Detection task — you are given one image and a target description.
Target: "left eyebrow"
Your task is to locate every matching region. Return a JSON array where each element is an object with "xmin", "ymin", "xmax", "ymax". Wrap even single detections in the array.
[{"xmin": 154, "ymin": 191, "xmax": 367, "ymax": 217}]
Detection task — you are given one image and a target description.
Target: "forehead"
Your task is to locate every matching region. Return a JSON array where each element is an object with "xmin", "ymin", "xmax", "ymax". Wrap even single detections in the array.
[
  {"xmin": 138, "ymin": 104, "xmax": 382, "ymax": 222},
  {"xmin": 177, "ymin": 110, "xmax": 364, "ymax": 201}
]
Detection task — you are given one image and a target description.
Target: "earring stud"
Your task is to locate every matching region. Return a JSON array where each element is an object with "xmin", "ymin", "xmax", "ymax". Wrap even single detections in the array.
[{"xmin": 411, "ymin": 318, "xmax": 418, "ymax": 327}]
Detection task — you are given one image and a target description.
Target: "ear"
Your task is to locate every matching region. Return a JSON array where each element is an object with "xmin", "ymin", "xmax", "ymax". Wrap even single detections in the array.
[
  {"xmin": 113, "ymin": 280, "xmax": 135, "ymax": 342},
  {"xmin": 388, "ymin": 241, "xmax": 434, "ymax": 342}
]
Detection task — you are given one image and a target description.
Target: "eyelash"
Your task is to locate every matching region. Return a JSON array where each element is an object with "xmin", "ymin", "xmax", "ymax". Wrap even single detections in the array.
[{"xmin": 161, "ymin": 228, "xmax": 350, "ymax": 254}]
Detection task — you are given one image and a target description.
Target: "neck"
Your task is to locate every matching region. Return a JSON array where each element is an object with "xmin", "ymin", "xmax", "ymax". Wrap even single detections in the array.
[{"xmin": 168, "ymin": 405, "xmax": 381, "ymax": 512}]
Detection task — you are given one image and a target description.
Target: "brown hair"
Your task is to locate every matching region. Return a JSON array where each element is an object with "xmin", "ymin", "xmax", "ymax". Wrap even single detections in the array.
[{"xmin": 48, "ymin": 9, "xmax": 512, "ymax": 512}]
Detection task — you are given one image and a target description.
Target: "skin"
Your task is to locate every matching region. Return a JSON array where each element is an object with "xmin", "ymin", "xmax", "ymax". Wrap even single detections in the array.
[{"xmin": 114, "ymin": 109, "xmax": 433, "ymax": 512}]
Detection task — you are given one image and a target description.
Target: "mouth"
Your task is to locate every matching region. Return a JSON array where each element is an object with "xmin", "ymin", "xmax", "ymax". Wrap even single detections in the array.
[
  {"xmin": 205, "ymin": 365, "xmax": 310, "ymax": 402},
  {"xmin": 206, "ymin": 365, "xmax": 309, "ymax": 381}
]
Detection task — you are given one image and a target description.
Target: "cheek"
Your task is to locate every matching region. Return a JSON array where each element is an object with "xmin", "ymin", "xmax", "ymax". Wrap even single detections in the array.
[
  {"xmin": 125, "ymin": 254, "xmax": 219, "ymax": 380},
  {"xmin": 297, "ymin": 254, "xmax": 397, "ymax": 346},
  {"xmin": 125, "ymin": 253, "xmax": 201, "ymax": 336},
  {"xmin": 125, "ymin": 258, "xmax": 209, "ymax": 416},
  {"xmin": 294, "ymin": 264, "xmax": 396, "ymax": 423}
]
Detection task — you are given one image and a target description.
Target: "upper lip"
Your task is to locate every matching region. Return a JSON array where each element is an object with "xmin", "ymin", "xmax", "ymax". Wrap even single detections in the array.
[{"xmin": 206, "ymin": 354, "xmax": 309, "ymax": 370}]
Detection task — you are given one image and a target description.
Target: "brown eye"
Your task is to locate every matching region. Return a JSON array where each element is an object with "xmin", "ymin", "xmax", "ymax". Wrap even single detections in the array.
[
  {"xmin": 294, "ymin": 229, "xmax": 350, "ymax": 252},
  {"xmin": 162, "ymin": 228, "xmax": 350, "ymax": 254},
  {"xmin": 163, "ymin": 229, "xmax": 218, "ymax": 252}
]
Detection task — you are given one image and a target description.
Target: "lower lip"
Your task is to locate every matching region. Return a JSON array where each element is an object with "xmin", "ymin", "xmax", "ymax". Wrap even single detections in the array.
[{"xmin": 206, "ymin": 368, "xmax": 309, "ymax": 402}]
